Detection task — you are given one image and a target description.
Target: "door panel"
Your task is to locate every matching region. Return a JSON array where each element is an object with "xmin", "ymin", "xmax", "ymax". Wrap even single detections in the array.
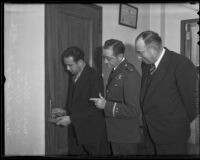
[{"xmin": 45, "ymin": 4, "xmax": 102, "ymax": 155}]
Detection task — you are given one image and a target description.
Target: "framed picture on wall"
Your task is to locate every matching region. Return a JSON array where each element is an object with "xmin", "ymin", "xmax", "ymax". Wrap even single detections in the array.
[{"xmin": 119, "ymin": 4, "xmax": 138, "ymax": 29}]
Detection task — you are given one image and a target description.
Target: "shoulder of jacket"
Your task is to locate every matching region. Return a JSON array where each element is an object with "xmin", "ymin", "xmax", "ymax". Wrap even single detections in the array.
[{"xmin": 123, "ymin": 62, "xmax": 135, "ymax": 72}]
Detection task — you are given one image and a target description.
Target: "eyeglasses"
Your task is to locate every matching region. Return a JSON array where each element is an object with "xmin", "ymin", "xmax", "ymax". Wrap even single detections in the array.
[{"xmin": 102, "ymin": 56, "xmax": 115, "ymax": 61}]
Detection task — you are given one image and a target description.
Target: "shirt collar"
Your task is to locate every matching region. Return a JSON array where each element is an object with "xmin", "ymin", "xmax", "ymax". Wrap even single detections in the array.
[
  {"xmin": 74, "ymin": 63, "xmax": 85, "ymax": 83},
  {"xmin": 114, "ymin": 57, "xmax": 125, "ymax": 70},
  {"xmin": 154, "ymin": 48, "xmax": 165, "ymax": 68}
]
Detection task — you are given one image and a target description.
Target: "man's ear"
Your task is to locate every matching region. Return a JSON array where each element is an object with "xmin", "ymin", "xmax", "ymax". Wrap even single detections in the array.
[
  {"xmin": 117, "ymin": 53, "xmax": 124, "ymax": 60},
  {"xmin": 77, "ymin": 59, "xmax": 84, "ymax": 66}
]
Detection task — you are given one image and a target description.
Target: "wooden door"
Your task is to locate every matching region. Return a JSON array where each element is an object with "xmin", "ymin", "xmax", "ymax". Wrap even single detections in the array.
[{"xmin": 45, "ymin": 4, "xmax": 102, "ymax": 155}]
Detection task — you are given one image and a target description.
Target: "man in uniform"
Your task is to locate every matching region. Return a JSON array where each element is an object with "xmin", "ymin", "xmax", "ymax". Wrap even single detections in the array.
[{"xmin": 90, "ymin": 39, "xmax": 141, "ymax": 155}]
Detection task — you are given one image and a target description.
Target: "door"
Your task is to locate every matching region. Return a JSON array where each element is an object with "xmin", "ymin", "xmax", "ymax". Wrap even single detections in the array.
[
  {"xmin": 180, "ymin": 18, "xmax": 199, "ymax": 66},
  {"xmin": 45, "ymin": 4, "xmax": 102, "ymax": 155},
  {"xmin": 180, "ymin": 18, "xmax": 199, "ymax": 155}
]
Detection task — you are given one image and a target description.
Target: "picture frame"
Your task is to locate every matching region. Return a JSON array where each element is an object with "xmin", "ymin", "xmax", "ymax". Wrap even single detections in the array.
[{"xmin": 119, "ymin": 4, "xmax": 138, "ymax": 29}]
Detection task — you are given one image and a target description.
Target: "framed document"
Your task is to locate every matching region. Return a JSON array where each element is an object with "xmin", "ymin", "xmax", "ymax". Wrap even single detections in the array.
[{"xmin": 119, "ymin": 4, "xmax": 138, "ymax": 29}]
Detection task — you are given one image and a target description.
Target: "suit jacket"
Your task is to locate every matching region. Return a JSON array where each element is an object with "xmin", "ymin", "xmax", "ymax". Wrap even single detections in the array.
[
  {"xmin": 65, "ymin": 64, "xmax": 107, "ymax": 144},
  {"xmin": 104, "ymin": 59, "xmax": 141, "ymax": 143},
  {"xmin": 141, "ymin": 48, "xmax": 197, "ymax": 144}
]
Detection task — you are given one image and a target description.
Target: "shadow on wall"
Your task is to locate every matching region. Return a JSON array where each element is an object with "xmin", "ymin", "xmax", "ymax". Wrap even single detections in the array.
[
  {"xmin": 93, "ymin": 46, "xmax": 103, "ymax": 74},
  {"xmin": 124, "ymin": 43, "xmax": 142, "ymax": 75}
]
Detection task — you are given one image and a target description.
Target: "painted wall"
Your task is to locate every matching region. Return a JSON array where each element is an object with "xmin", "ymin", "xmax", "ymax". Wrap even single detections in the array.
[
  {"xmin": 97, "ymin": 3, "xmax": 150, "ymax": 85},
  {"xmin": 4, "ymin": 4, "xmax": 45, "ymax": 155},
  {"xmin": 149, "ymin": 4, "xmax": 166, "ymax": 45},
  {"xmin": 164, "ymin": 4, "xmax": 198, "ymax": 53},
  {"xmin": 149, "ymin": 3, "xmax": 199, "ymax": 53}
]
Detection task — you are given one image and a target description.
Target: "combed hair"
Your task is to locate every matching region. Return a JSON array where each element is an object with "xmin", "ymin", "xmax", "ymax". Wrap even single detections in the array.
[
  {"xmin": 103, "ymin": 39, "xmax": 125, "ymax": 56},
  {"xmin": 136, "ymin": 31, "xmax": 162, "ymax": 50},
  {"xmin": 61, "ymin": 46, "xmax": 84, "ymax": 63}
]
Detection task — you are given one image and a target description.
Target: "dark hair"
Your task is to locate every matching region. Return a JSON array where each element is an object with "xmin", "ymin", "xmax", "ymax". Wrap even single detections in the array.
[
  {"xmin": 103, "ymin": 39, "xmax": 125, "ymax": 56},
  {"xmin": 135, "ymin": 31, "xmax": 162, "ymax": 50},
  {"xmin": 61, "ymin": 46, "xmax": 84, "ymax": 63}
]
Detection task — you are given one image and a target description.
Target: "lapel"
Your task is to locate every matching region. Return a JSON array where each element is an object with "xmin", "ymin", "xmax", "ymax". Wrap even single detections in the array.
[
  {"xmin": 72, "ymin": 64, "xmax": 89, "ymax": 102},
  {"xmin": 142, "ymin": 48, "xmax": 171, "ymax": 103},
  {"xmin": 107, "ymin": 59, "xmax": 127, "ymax": 86}
]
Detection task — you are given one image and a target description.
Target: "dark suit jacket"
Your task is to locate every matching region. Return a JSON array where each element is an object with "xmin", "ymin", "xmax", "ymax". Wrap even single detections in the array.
[
  {"xmin": 141, "ymin": 48, "xmax": 197, "ymax": 144},
  {"xmin": 104, "ymin": 59, "xmax": 141, "ymax": 143},
  {"xmin": 65, "ymin": 64, "xmax": 107, "ymax": 144}
]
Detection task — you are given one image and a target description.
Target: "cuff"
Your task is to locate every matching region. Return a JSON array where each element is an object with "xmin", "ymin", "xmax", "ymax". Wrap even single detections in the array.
[{"xmin": 112, "ymin": 102, "xmax": 117, "ymax": 117}]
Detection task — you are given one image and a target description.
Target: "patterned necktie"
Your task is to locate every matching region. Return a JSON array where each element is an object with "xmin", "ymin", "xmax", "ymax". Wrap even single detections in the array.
[{"xmin": 149, "ymin": 64, "xmax": 156, "ymax": 75}]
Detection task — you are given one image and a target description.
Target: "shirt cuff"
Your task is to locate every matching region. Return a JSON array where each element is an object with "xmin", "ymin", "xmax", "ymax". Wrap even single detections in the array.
[{"xmin": 112, "ymin": 102, "xmax": 117, "ymax": 117}]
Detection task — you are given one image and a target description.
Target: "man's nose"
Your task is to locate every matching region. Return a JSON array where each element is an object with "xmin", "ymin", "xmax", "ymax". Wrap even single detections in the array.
[
  {"xmin": 67, "ymin": 66, "xmax": 70, "ymax": 70},
  {"xmin": 137, "ymin": 55, "xmax": 142, "ymax": 61},
  {"xmin": 104, "ymin": 58, "xmax": 108, "ymax": 64}
]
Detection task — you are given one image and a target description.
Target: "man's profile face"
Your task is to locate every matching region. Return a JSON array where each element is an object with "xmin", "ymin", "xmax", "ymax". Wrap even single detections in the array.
[
  {"xmin": 63, "ymin": 56, "xmax": 80, "ymax": 75},
  {"xmin": 135, "ymin": 38, "xmax": 155, "ymax": 64},
  {"xmin": 103, "ymin": 48, "xmax": 120, "ymax": 68}
]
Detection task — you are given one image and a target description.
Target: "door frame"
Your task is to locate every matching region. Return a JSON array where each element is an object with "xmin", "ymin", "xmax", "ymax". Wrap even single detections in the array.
[{"xmin": 180, "ymin": 18, "xmax": 198, "ymax": 56}]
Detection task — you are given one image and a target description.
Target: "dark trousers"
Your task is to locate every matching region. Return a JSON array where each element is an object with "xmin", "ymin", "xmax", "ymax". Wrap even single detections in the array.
[
  {"xmin": 144, "ymin": 126, "xmax": 188, "ymax": 155},
  {"xmin": 68, "ymin": 125, "xmax": 111, "ymax": 156},
  {"xmin": 111, "ymin": 142, "xmax": 138, "ymax": 155}
]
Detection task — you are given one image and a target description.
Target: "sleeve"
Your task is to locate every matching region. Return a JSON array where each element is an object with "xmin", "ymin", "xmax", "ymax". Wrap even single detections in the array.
[
  {"xmin": 64, "ymin": 76, "xmax": 72, "ymax": 115},
  {"xmin": 70, "ymin": 71, "xmax": 104, "ymax": 123},
  {"xmin": 105, "ymin": 69, "xmax": 141, "ymax": 119},
  {"xmin": 175, "ymin": 57, "xmax": 198, "ymax": 122},
  {"xmin": 90, "ymin": 71, "xmax": 104, "ymax": 98}
]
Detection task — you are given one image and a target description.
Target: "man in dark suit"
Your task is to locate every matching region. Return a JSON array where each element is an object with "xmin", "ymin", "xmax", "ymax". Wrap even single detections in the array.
[
  {"xmin": 135, "ymin": 31, "xmax": 197, "ymax": 155},
  {"xmin": 55, "ymin": 46, "xmax": 110, "ymax": 155},
  {"xmin": 90, "ymin": 39, "xmax": 141, "ymax": 155}
]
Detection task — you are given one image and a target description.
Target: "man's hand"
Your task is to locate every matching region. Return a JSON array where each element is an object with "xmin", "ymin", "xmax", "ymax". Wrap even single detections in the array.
[
  {"xmin": 89, "ymin": 93, "xmax": 106, "ymax": 109},
  {"xmin": 51, "ymin": 107, "xmax": 66, "ymax": 118},
  {"xmin": 56, "ymin": 116, "xmax": 71, "ymax": 126}
]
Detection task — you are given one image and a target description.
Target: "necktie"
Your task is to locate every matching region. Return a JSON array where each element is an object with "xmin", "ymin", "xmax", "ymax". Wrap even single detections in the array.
[
  {"xmin": 149, "ymin": 64, "xmax": 156, "ymax": 75},
  {"xmin": 107, "ymin": 68, "xmax": 114, "ymax": 87}
]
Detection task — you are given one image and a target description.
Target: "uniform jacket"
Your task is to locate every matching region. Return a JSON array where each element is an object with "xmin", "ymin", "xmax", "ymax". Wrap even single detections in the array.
[
  {"xmin": 104, "ymin": 59, "xmax": 141, "ymax": 143},
  {"xmin": 65, "ymin": 64, "xmax": 107, "ymax": 144},
  {"xmin": 141, "ymin": 47, "xmax": 197, "ymax": 144}
]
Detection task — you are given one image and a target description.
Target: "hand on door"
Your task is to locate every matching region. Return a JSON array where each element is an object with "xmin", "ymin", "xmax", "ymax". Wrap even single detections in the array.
[
  {"xmin": 51, "ymin": 108, "xmax": 66, "ymax": 118},
  {"xmin": 56, "ymin": 116, "xmax": 71, "ymax": 126}
]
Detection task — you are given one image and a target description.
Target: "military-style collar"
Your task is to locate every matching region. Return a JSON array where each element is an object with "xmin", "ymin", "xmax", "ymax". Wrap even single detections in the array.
[
  {"xmin": 107, "ymin": 59, "xmax": 133, "ymax": 88},
  {"xmin": 113, "ymin": 57, "xmax": 125, "ymax": 70}
]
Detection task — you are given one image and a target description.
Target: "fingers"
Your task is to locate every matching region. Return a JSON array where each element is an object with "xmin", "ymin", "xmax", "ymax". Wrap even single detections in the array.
[
  {"xmin": 89, "ymin": 98, "xmax": 100, "ymax": 101},
  {"xmin": 56, "ymin": 120, "xmax": 62, "ymax": 125},
  {"xmin": 89, "ymin": 93, "xmax": 104, "ymax": 101},
  {"xmin": 56, "ymin": 117, "xmax": 63, "ymax": 121},
  {"xmin": 99, "ymin": 93, "xmax": 103, "ymax": 99},
  {"xmin": 56, "ymin": 117, "xmax": 65, "ymax": 125}
]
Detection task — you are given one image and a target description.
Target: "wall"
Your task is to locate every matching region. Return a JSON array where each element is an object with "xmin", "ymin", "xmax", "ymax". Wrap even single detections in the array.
[
  {"xmin": 149, "ymin": 4, "xmax": 166, "ymax": 45},
  {"xmin": 150, "ymin": 3, "xmax": 199, "ymax": 53},
  {"xmin": 4, "ymin": 4, "xmax": 45, "ymax": 155},
  {"xmin": 164, "ymin": 4, "xmax": 198, "ymax": 53},
  {"xmin": 97, "ymin": 3, "xmax": 150, "ymax": 84}
]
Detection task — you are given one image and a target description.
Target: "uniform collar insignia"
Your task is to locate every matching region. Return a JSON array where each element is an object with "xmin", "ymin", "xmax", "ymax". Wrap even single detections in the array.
[{"xmin": 117, "ymin": 74, "xmax": 122, "ymax": 80}]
